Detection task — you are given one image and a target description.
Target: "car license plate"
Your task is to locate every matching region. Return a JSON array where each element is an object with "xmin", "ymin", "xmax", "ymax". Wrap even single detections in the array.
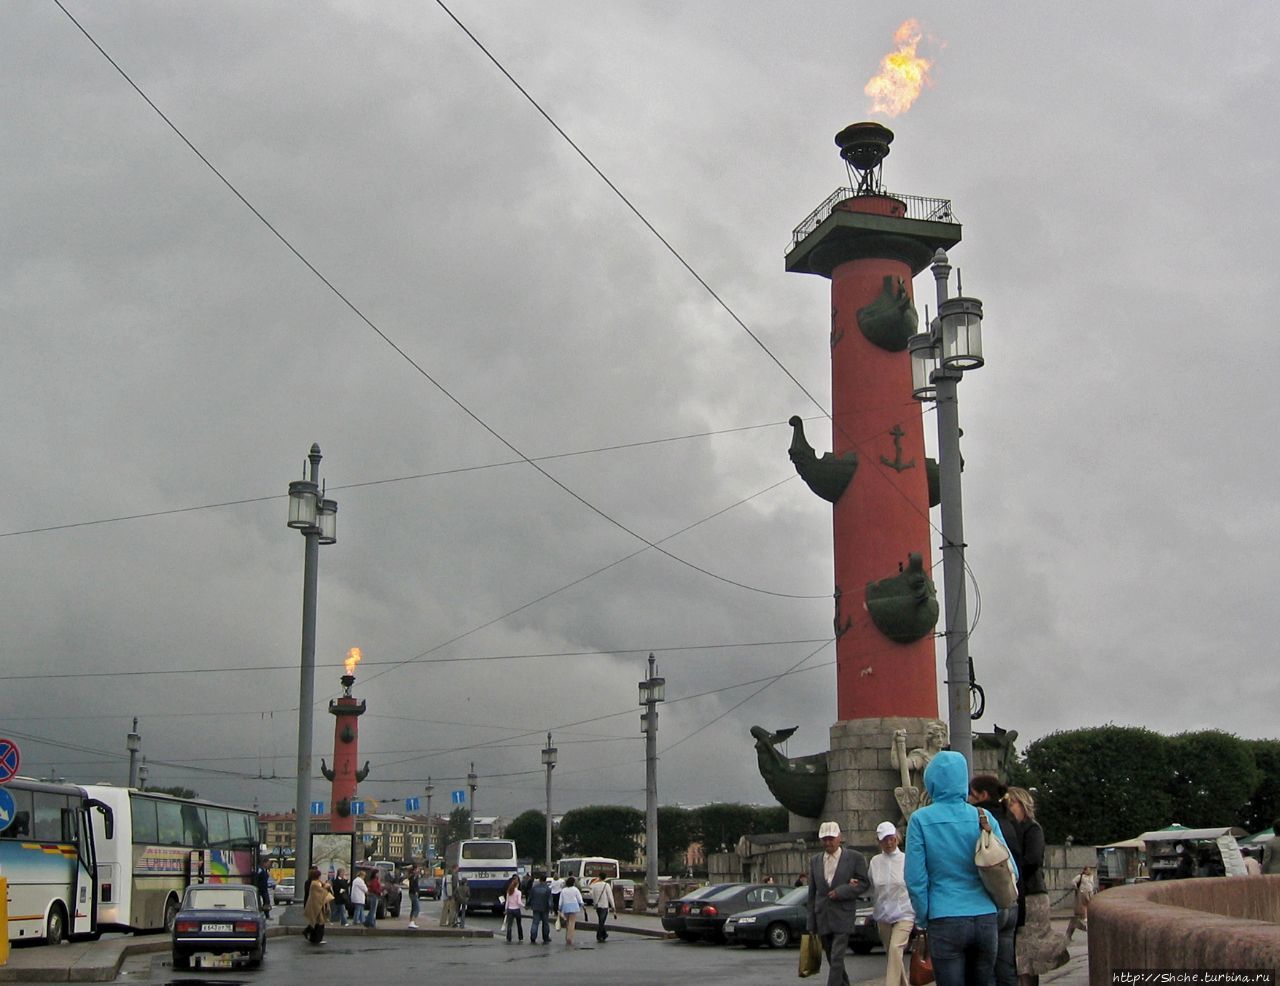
[{"xmin": 202, "ymin": 923, "xmax": 233, "ymax": 932}]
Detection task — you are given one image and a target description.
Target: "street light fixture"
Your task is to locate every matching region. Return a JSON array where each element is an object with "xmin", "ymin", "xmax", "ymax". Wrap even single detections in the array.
[
  {"xmin": 137, "ymin": 758, "xmax": 148, "ymax": 791},
  {"xmin": 467, "ymin": 764, "xmax": 478, "ymax": 838},
  {"xmin": 286, "ymin": 443, "xmax": 338, "ymax": 907},
  {"xmin": 126, "ymin": 718, "xmax": 141, "ymax": 788},
  {"xmin": 638, "ymin": 653, "xmax": 665, "ymax": 895},
  {"xmin": 909, "ymin": 249, "xmax": 985, "ymax": 770},
  {"xmin": 541, "ymin": 733, "xmax": 557, "ymax": 871}
]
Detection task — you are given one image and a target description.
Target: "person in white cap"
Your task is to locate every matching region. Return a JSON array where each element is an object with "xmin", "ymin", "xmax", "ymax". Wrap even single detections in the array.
[
  {"xmin": 870, "ymin": 821, "xmax": 914, "ymax": 986},
  {"xmin": 806, "ymin": 820, "xmax": 871, "ymax": 986}
]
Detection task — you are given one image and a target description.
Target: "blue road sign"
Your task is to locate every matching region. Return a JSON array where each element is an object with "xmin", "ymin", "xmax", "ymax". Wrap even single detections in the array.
[
  {"xmin": 405, "ymin": 797, "xmax": 420, "ymax": 812},
  {"xmin": 0, "ymin": 787, "xmax": 15, "ymax": 832},
  {"xmin": 351, "ymin": 800, "xmax": 366, "ymax": 816},
  {"xmin": 451, "ymin": 789, "xmax": 465, "ymax": 805},
  {"xmin": 310, "ymin": 801, "xmax": 325, "ymax": 815},
  {"xmin": 0, "ymin": 738, "xmax": 21, "ymax": 784}
]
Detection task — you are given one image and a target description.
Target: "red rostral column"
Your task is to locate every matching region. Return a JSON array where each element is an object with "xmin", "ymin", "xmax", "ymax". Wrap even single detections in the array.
[
  {"xmin": 786, "ymin": 123, "xmax": 961, "ymax": 722},
  {"xmin": 322, "ymin": 652, "xmax": 369, "ymax": 833}
]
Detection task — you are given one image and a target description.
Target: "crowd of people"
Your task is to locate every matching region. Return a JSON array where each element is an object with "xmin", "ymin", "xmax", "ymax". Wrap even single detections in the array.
[{"xmin": 805, "ymin": 754, "xmax": 1081, "ymax": 986}]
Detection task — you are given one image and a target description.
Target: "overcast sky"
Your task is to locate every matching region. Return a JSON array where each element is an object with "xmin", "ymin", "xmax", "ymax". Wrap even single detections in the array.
[{"xmin": 3, "ymin": 2, "xmax": 1276, "ymax": 825}]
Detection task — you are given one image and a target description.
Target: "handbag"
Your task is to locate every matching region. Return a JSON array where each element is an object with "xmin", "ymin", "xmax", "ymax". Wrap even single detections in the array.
[
  {"xmin": 975, "ymin": 808, "xmax": 1019, "ymax": 908},
  {"xmin": 554, "ymin": 912, "xmax": 562, "ymax": 930},
  {"xmin": 798, "ymin": 932, "xmax": 823, "ymax": 978},
  {"xmin": 908, "ymin": 931, "xmax": 934, "ymax": 986}
]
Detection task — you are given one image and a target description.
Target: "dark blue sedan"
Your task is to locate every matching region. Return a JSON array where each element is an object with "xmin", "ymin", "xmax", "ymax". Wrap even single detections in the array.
[{"xmin": 171, "ymin": 883, "xmax": 267, "ymax": 969}]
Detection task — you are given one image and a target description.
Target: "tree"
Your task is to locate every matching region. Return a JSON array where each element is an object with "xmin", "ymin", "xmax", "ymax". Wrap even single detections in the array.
[
  {"xmin": 558, "ymin": 806, "xmax": 644, "ymax": 861},
  {"xmin": 1240, "ymin": 740, "xmax": 1280, "ymax": 833},
  {"xmin": 1166, "ymin": 730, "xmax": 1259, "ymax": 828},
  {"xmin": 505, "ymin": 809, "xmax": 556, "ymax": 865},
  {"xmin": 1023, "ymin": 725, "xmax": 1172, "ymax": 844},
  {"xmin": 444, "ymin": 807, "xmax": 471, "ymax": 848},
  {"xmin": 754, "ymin": 805, "xmax": 789, "ymax": 834},
  {"xmin": 657, "ymin": 805, "xmax": 694, "ymax": 872},
  {"xmin": 149, "ymin": 785, "xmax": 198, "ymax": 799},
  {"xmin": 692, "ymin": 803, "xmax": 759, "ymax": 854}
]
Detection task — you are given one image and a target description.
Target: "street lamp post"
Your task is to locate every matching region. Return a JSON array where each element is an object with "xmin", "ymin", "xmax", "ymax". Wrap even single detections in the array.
[
  {"xmin": 424, "ymin": 779, "xmax": 434, "ymax": 861},
  {"xmin": 126, "ymin": 718, "xmax": 141, "ymax": 788},
  {"xmin": 467, "ymin": 764, "xmax": 478, "ymax": 838},
  {"xmin": 638, "ymin": 653, "xmax": 665, "ymax": 894},
  {"xmin": 909, "ymin": 249, "xmax": 985, "ymax": 770},
  {"xmin": 541, "ymin": 733, "xmax": 557, "ymax": 871},
  {"xmin": 286, "ymin": 443, "xmax": 338, "ymax": 906},
  {"xmin": 137, "ymin": 758, "xmax": 148, "ymax": 791}
]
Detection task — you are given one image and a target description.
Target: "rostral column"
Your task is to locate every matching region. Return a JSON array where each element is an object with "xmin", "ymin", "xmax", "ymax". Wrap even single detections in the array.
[
  {"xmin": 783, "ymin": 123, "xmax": 961, "ymax": 837},
  {"xmin": 322, "ymin": 648, "xmax": 369, "ymax": 833}
]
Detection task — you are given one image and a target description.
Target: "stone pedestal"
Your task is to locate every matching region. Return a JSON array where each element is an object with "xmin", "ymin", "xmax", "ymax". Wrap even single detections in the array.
[{"xmin": 821, "ymin": 716, "xmax": 939, "ymax": 847}]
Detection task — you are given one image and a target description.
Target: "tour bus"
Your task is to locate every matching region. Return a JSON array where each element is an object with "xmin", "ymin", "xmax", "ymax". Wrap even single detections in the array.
[
  {"xmin": 0, "ymin": 777, "xmax": 113, "ymax": 945},
  {"xmin": 444, "ymin": 838, "xmax": 518, "ymax": 914},
  {"xmin": 555, "ymin": 856, "xmax": 621, "ymax": 886},
  {"xmin": 83, "ymin": 785, "xmax": 259, "ymax": 932}
]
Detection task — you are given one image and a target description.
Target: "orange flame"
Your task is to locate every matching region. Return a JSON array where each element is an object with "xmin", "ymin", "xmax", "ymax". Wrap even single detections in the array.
[
  {"xmin": 864, "ymin": 19, "xmax": 933, "ymax": 117},
  {"xmin": 344, "ymin": 646, "xmax": 362, "ymax": 676}
]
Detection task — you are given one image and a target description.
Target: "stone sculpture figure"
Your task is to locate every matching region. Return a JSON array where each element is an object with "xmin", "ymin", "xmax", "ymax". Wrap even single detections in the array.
[{"xmin": 890, "ymin": 719, "xmax": 948, "ymax": 822}]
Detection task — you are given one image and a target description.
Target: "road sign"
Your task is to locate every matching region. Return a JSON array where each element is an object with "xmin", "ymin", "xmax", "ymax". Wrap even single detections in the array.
[
  {"xmin": 310, "ymin": 801, "xmax": 325, "ymax": 815},
  {"xmin": 351, "ymin": 800, "xmax": 365, "ymax": 816},
  {"xmin": 0, "ymin": 788, "xmax": 15, "ymax": 832},
  {"xmin": 404, "ymin": 796, "xmax": 420, "ymax": 812},
  {"xmin": 0, "ymin": 738, "xmax": 20, "ymax": 784},
  {"xmin": 450, "ymin": 789, "xmax": 465, "ymax": 805}
]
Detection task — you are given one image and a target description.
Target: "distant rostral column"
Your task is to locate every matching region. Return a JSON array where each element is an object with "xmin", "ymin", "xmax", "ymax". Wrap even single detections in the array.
[
  {"xmin": 322, "ymin": 647, "xmax": 370, "ymax": 832},
  {"xmin": 783, "ymin": 123, "xmax": 961, "ymax": 838}
]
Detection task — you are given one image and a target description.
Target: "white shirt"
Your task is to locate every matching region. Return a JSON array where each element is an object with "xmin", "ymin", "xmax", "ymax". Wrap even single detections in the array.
[
  {"xmin": 350, "ymin": 875, "xmax": 367, "ymax": 906},
  {"xmin": 869, "ymin": 848, "xmax": 914, "ymax": 924},
  {"xmin": 822, "ymin": 849, "xmax": 840, "ymax": 887},
  {"xmin": 558, "ymin": 885, "xmax": 585, "ymax": 913}
]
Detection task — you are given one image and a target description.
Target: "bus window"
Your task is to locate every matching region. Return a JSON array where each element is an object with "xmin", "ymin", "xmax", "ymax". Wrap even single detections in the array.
[
  {"xmin": 228, "ymin": 811, "xmax": 256, "ymax": 849},
  {"xmin": 181, "ymin": 804, "xmax": 209, "ymax": 848},
  {"xmin": 2, "ymin": 788, "xmax": 33, "ymax": 838},
  {"xmin": 205, "ymin": 808, "xmax": 230, "ymax": 848},
  {"xmin": 132, "ymin": 798, "xmax": 158, "ymax": 844},
  {"xmin": 33, "ymin": 793, "xmax": 69, "ymax": 841},
  {"xmin": 61, "ymin": 807, "xmax": 81, "ymax": 843},
  {"xmin": 156, "ymin": 801, "xmax": 184, "ymax": 845}
]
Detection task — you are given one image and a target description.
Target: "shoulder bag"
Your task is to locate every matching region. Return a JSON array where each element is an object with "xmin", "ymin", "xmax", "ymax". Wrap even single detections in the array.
[{"xmin": 975, "ymin": 808, "xmax": 1019, "ymax": 908}]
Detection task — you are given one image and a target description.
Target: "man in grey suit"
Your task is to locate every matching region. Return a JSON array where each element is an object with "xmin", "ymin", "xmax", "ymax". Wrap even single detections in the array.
[{"xmin": 807, "ymin": 820, "xmax": 872, "ymax": 986}]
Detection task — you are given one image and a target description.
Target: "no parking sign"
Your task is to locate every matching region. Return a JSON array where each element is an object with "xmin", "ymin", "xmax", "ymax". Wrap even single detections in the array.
[{"xmin": 0, "ymin": 737, "xmax": 20, "ymax": 785}]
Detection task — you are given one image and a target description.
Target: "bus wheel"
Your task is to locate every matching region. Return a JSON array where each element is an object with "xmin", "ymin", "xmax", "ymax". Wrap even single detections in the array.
[
  {"xmin": 163, "ymin": 895, "xmax": 180, "ymax": 932},
  {"xmin": 46, "ymin": 903, "xmax": 68, "ymax": 945}
]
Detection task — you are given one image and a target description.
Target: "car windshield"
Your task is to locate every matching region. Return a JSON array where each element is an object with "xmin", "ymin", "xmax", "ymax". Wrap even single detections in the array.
[
  {"xmin": 708, "ymin": 883, "xmax": 756, "ymax": 901},
  {"xmin": 682, "ymin": 884, "xmax": 728, "ymax": 902},
  {"xmin": 185, "ymin": 887, "xmax": 256, "ymax": 910},
  {"xmin": 778, "ymin": 886, "xmax": 808, "ymax": 905}
]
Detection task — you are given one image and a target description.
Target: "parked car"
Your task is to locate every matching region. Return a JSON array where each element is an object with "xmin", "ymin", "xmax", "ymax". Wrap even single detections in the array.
[
  {"xmin": 419, "ymin": 874, "xmax": 439, "ymax": 899},
  {"xmin": 609, "ymin": 878, "xmax": 636, "ymax": 909},
  {"xmin": 661, "ymin": 884, "xmax": 735, "ymax": 941},
  {"xmin": 685, "ymin": 883, "xmax": 784, "ymax": 942},
  {"xmin": 724, "ymin": 886, "xmax": 879, "ymax": 952},
  {"xmin": 272, "ymin": 877, "xmax": 295, "ymax": 906},
  {"xmin": 171, "ymin": 883, "xmax": 267, "ymax": 970}
]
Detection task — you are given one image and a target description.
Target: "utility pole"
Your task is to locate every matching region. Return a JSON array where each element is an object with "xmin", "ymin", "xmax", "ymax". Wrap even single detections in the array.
[{"xmin": 638, "ymin": 654, "xmax": 665, "ymax": 894}]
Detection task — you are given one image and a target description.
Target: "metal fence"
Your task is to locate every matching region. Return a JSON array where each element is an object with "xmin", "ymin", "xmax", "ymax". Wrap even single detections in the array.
[{"xmin": 790, "ymin": 187, "xmax": 957, "ymax": 249}]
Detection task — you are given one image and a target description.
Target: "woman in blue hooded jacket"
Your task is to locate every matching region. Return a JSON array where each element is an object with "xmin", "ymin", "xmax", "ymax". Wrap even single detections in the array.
[{"xmin": 905, "ymin": 751, "xmax": 1017, "ymax": 986}]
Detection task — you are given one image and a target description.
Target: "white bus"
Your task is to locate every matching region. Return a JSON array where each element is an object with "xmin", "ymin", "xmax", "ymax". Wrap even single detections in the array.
[
  {"xmin": 555, "ymin": 856, "xmax": 620, "ymax": 885},
  {"xmin": 83, "ymin": 785, "xmax": 259, "ymax": 933},
  {"xmin": 444, "ymin": 838, "xmax": 517, "ymax": 914},
  {"xmin": 0, "ymin": 777, "xmax": 113, "ymax": 945}
]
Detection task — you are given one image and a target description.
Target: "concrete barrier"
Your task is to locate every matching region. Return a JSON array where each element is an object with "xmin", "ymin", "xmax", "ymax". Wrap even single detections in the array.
[{"xmin": 1089, "ymin": 875, "xmax": 1280, "ymax": 982}]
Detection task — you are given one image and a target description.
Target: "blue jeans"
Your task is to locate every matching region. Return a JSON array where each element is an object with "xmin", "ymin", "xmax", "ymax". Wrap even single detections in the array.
[
  {"xmin": 928, "ymin": 914, "xmax": 998, "ymax": 986},
  {"xmin": 530, "ymin": 909, "xmax": 551, "ymax": 942},
  {"xmin": 410, "ymin": 894, "xmax": 421, "ymax": 921},
  {"xmin": 364, "ymin": 895, "xmax": 379, "ymax": 928},
  {"xmin": 352, "ymin": 902, "xmax": 365, "ymax": 926},
  {"xmin": 331, "ymin": 900, "xmax": 347, "ymax": 925},
  {"xmin": 994, "ymin": 906, "xmax": 1017, "ymax": 986}
]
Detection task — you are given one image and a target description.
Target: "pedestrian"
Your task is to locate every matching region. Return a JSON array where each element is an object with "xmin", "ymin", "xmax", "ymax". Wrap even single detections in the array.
[
  {"xmin": 364, "ymin": 868, "xmax": 382, "ymax": 928},
  {"xmin": 1064, "ymin": 866, "xmax": 1094, "ymax": 942},
  {"xmin": 550, "ymin": 873, "xmax": 565, "ymax": 915},
  {"xmin": 503, "ymin": 874, "xmax": 525, "ymax": 941},
  {"xmin": 806, "ymin": 820, "xmax": 872, "ymax": 986},
  {"xmin": 558, "ymin": 875, "xmax": 586, "ymax": 947},
  {"xmin": 455, "ymin": 877, "xmax": 470, "ymax": 929},
  {"xmin": 253, "ymin": 864, "xmax": 272, "ymax": 918},
  {"xmin": 905, "ymin": 751, "xmax": 1015, "ymax": 986},
  {"xmin": 302, "ymin": 867, "xmax": 333, "ymax": 945},
  {"xmin": 349, "ymin": 869, "xmax": 369, "ymax": 927},
  {"xmin": 527, "ymin": 873, "xmax": 553, "ymax": 944},
  {"xmin": 407, "ymin": 865, "xmax": 421, "ymax": 929},
  {"xmin": 968, "ymin": 774, "xmax": 1021, "ymax": 986},
  {"xmin": 763, "ymin": 875, "xmax": 776, "ymax": 885},
  {"xmin": 590, "ymin": 871, "xmax": 615, "ymax": 942},
  {"xmin": 330, "ymin": 868, "xmax": 350, "ymax": 927},
  {"xmin": 870, "ymin": 821, "xmax": 914, "ymax": 986},
  {"xmin": 795, "ymin": 873, "xmax": 809, "ymax": 887},
  {"xmin": 1005, "ymin": 788, "xmax": 1068, "ymax": 986}
]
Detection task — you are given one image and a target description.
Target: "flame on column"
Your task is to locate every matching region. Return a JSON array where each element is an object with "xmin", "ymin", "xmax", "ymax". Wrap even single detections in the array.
[
  {"xmin": 864, "ymin": 19, "xmax": 934, "ymax": 117},
  {"xmin": 344, "ymin": 647, "xmax": 362, "ymax": 676}
]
